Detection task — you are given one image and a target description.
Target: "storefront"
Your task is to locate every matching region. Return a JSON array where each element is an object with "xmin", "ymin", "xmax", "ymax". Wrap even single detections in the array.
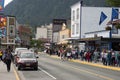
[{"xmin": 79, "ymin": 37, "xmax": 120, "ymax": 51}]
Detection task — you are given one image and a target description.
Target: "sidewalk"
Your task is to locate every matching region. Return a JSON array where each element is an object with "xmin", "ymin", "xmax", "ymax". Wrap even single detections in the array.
[{"xmin": 0, "ymin": 61, "xmax": 18, "ymax": 80}]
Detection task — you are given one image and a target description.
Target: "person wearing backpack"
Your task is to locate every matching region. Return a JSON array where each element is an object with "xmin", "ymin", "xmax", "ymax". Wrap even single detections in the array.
[
  {"xmin": 2, "ymin": 49, "xmax": 12, "ymax": 72},
  {"xmin": 0, "ymin": 49, "xmax": 3, "ymax": 61}
]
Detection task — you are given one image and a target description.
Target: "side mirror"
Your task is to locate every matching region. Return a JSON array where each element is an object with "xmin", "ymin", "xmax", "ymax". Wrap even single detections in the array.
[{"xmin": 36, "ymin": 56, "xmax": 39, "ymax": 58}]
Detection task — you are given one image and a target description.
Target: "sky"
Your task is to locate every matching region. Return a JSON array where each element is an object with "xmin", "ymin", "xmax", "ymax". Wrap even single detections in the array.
[{"xmin": 4, "ymin": 0, "xmax": 13, "ymax": 7}]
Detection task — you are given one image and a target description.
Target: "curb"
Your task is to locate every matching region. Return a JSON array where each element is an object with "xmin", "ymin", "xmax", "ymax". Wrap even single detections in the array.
[
  {"xmin": 50, "ymin": 55, "xmax": 120, "ymax": 71},
  {"xmin": 12, "ymin": 63, "xmax": 21, "ymax": 80},
  {"xmin": 12, "ymin": 63, "xmax": 26, "ymax": 80}
]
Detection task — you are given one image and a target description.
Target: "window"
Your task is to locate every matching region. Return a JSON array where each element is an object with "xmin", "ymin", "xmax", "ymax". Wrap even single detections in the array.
[
  {"xmin": 72, "ymin": 25, "xmax": 74, "ymax": 35},
  {"xmin": 76, "ymin": 23, "xmax": 79, "ymax": 34},
  {"xmin": 62, "ymin": 35, "xmax": 65, "ymax": 39},
  {"xmin": 76, "ymin": 8, "xmax": 79, "ymax": 20},
  {"xmin": 72, "ymin": 10, "xmax": 75, "ymax": 21}
]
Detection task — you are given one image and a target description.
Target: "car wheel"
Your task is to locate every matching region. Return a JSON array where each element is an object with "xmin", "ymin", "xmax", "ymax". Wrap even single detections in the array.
[
  {"xmin": 34, "ymin": 66, "xmax": 38, "ymax": 70},
  {"xmin": 18, "ymin": 66, "xmax": 21, "ymax": 70}
]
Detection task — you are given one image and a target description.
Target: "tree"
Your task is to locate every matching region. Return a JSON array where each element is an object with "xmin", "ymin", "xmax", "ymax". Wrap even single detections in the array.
[
  {"xmin": 106, "ymin": 0, "xmax": 120, "ymax": 7},
  {"xmin": 30, "ymin": 39, "xmax": 45, "ymax": 50}
]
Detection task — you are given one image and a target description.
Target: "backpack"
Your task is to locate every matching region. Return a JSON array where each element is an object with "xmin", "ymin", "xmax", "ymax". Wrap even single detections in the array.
[
  {"xmin": 2, "ymin": 53, "xmax": 6, "ymax": 60},
  {"xmin": 118, "ymin": 54, "xmax": 120, "ymax": 60}
]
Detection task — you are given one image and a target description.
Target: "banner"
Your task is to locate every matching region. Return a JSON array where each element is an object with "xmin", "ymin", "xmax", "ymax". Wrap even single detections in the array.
[
  {"xmin": 111, "ymin": 8, "xmax": 118, "ymax": 21},
  {"xmin": 0, "ymin": 15, "xmax": 6, "ymax": 37},
  {"xmin": 99, "ymin": 11, "xmax": 107, "ymax": 25},
  {"xmin": 0, "ymin": 0, "xmax": 4, "ymax": 12}
]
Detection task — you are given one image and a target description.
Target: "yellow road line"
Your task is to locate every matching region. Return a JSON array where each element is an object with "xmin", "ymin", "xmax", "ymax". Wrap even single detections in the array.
[
  {"xmin": 48, "ymin": 55, "xmax": 114, "ymax": 80},
  {"xmin": 52, "ymin": 56, "xmax": 113, "ymax": 80},
  {"xmin": 12, "ymin": 64, "xmax": 20, "ymax": 80},
  {"xmin": 70, "ymin": 66, "xmax": 113, "ymax": 80}
]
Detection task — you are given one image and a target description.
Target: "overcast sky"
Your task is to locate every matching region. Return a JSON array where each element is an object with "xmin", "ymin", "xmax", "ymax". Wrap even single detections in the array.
[{"xmin": 4, "ymin": 0, "xmax": 13, "ymax": 7}]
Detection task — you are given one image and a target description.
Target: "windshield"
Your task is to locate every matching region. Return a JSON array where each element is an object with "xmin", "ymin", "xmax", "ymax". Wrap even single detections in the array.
[{"xmin": 20, "ymin": 53, "xmax": 35, "ymax": 58}]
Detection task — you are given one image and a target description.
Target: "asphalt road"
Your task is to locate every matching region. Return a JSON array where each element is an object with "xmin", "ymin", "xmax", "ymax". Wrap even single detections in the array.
[{"xmin": 17, "ymin": 53, "xmax": 120, "ymax": 80}]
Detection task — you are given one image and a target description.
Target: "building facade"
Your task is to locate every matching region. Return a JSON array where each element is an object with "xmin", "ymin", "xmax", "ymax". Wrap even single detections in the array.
[
  {"xmin": 71, "ymin": 1, "xmax": 120, "ymax": 51},
  {"xmin": 36, "ymin": 26, "xmax": 47, "ymax": 40},
  {"xmin": 36, "ymin": 24, "xmax": 53, "ymax": 42},
  {"xmin": 0, "ymin": 15, "xmax": 16, "ymax": 48},
  {"xmin": 18, "ymin": 25, "xmax": 32, "ymax": 47},
  {"xmin": 58, "ymin": 23, "xmax": 71, "ymax": 44}
]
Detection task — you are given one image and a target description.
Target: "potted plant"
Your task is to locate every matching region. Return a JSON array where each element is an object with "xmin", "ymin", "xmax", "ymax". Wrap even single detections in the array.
[
  {"xmin": 115, "ymin": 24, "xmax": 120, "ymax": 29},
  {"xmin": 105, "ymin": 26, "xmax": 111, "ymax": 30}
]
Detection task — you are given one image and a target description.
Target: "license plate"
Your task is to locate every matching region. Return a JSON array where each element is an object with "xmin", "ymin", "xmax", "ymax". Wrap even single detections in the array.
[{"xmin": 26, "ymin": 63, "xmax": 30, "ymax": 66}]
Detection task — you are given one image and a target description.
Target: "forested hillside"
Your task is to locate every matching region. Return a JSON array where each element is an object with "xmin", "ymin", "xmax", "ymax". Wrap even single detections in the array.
[{"xmin": 4, "ymin": 0, "xmax": 107, "ymax": 26}]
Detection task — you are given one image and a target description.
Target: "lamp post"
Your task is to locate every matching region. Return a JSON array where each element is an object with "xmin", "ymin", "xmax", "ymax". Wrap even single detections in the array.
[{"xmin": 80, "ymin": 1, "xmax": 83, "ymax": 39}]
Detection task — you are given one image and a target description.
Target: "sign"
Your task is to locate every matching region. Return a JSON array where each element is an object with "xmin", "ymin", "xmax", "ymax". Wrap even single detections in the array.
[
  {"xmin": 53, "ymin": 19, "xmax": 66, "ymax": 25},
  {"xmin": 0, "ymin": 0, "xmax": 4, "ymax": 12},
  {"xmin": 0, "ymin": 15, "xmax": 6, "ymax": 37}
]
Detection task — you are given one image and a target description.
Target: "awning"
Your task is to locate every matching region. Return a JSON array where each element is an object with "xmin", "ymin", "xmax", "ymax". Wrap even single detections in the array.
[
  {"xmin": 79, "ymin": 37, "xmax": 120, "ymax": 42},
  {"xmin": 1, "ymin": 43, "xmax": 15, "ymax": 45},
  {"xmin": 79, "ymin": 37, "xmax": 102, "ymax": 42},
  {"xmin": 57, "ymin": 40, "xmax": 68, "ymax": 44},
  {"xmin": 64, "ymin": 37, "xmax": 80, "ymax": 40}
]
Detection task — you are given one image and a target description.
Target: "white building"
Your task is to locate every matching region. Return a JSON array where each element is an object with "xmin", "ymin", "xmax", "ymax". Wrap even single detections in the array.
[
  {"xmin": 71, "ymin": 1, "xmax": 120, "ymax": 51},
  {"xmin": 36, "ymin": 27, "xmax": 47, "ymax": 40},
  {"xmin": 35, "ymin": 24, "xmax": 53, "ymax": 42}
]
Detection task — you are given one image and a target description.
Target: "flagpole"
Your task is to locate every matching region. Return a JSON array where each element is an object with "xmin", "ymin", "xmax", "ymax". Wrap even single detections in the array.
[
  {"xmin": 109, "ymin": 8, "xmax": 119, "ymax": 50},
  {"xmin": 80, "ymin": 1, "xmax": 83, "ymax": 39}
]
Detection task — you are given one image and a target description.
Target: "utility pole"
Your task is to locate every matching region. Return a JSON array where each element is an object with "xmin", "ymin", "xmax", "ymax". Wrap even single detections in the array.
[{"xmin": 80, "ymin": 1, "xmax": 83, "ymax": 39}]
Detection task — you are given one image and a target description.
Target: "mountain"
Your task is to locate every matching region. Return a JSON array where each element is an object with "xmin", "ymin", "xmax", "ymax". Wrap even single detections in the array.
[{"xmin": 4, "ymin": 0, "xmax": 107, "ymax": 26}]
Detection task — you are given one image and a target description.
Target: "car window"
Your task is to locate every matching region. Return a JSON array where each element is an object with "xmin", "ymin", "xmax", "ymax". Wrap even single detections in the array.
[{"xmin": 20, "ymin": 53, "xmax": 35, "ymax": 58}]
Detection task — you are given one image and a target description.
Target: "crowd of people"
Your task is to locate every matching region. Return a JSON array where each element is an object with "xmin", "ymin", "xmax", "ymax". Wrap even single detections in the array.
[{"xmin": 46, "ymin": 48, "xmax": 120, "ymax": 67}]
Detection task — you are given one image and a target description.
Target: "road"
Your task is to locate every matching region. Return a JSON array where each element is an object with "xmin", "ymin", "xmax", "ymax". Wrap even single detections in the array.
[{"xmin": 17, "ymin": 53, "xmax": 120, "ymax": 80}]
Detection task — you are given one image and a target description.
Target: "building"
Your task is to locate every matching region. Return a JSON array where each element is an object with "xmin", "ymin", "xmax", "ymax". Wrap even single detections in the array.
[
  {"xmin": 71, "ymin": 1, "xmax": 120, "ymax": 51},
  {"xmin": 17, "ymin": 25, "xmax": 32, "ymax": 47},
  {"xmin": 58, "ymin": 23, "xmax": 71, "ymax": 45},
  {"xmin": 36, "ymin": 24, "xmax": 53, "ymax": 42},
  {"xmin": 52, "ymin": 19, "xmax": 67, "ymax": 44},
  {"xmin": 0, "ymin": 15, "xmax": 16, "ymax": 48},
  {"xmin": 45, "ymin": 24, "xmax": 53, "ymax": 42},
  {"xmin": 36, "ymin": 26, "xmax": 47, "ymax": 40}
]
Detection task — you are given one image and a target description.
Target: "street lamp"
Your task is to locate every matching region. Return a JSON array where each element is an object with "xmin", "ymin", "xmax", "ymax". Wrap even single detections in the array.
[{"xmin": 80, "ymin": 1, "xmax": 83, "ymax": 39}]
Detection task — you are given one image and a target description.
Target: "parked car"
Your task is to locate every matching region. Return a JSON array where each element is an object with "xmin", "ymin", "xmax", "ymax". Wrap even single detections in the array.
[
  {"xmin": 14, "ymin": 49, "xmax": 29, "ymax": 66},
  {"xmin": 17, "ymin": 51, "xmax": 38, "ymax": 70},
  {"xmin": 13, "ymin": 47, "xmax": 28, "ymax": 56}
]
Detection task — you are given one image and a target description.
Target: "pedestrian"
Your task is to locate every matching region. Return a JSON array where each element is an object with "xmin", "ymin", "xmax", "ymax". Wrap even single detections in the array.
[
  {"xmin": 2, "ymin": 49, "xmax": 12, "ymax": 72},
  {"xmin": 117, "ymin": 51, "xmax": 120, "ymax": 67},
  {"xmin": 107, "ymin": 50, "xmax": 112, "ymax": 66},
  {"xmin": 93, "ymin": 49, "xmax": 99, "ymax": 63},
  {"xmin": 66, "ymin": 48, "xmax": 72, "ymax": 60},
  {"xmin": 101, "ymin": 49, "xmax": 108, "ymax": 65},
  {"xmin": 0, "ymin": 49, "xmax": 3, "ymax": 61},
  {"xmin": 80, "ymin": 50, "xmax": 84, "ymax": 61}
]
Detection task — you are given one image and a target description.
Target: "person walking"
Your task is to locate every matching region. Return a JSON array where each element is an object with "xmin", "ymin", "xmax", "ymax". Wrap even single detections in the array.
[
  {"xmin": 0, "ymin": 49, "xmax": 3, "ymax": 61},
  {"xmin": 101, "ymin": 49, "xmax": 108, "ymax": 65},
  {"xmin": 2, "ymin": 49, "xmax": 12, "ymax": 72},
  {"xmin": 93, "ymin": 49, "xmax": 99, "ymax": 63},
  {"xmin": 117, "ymin": 51, "xmax": 120, "ymax": 67}
]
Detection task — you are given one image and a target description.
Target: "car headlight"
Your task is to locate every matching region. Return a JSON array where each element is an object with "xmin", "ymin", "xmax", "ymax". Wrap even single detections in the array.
[{"xmin": 18, "ymin": 60, "xmax": 25, "ymax": 63}]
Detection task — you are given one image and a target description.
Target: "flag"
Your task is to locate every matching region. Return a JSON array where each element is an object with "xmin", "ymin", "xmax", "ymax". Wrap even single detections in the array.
[
  {"xmin": 99, "ymin": 11, "xmax": 107, "ymax": 25},
  {"xmin": 0, "ymin": 0, "xmax": 4, "ymax": 12},
  {"xmin": 111, "ymin": 8, "xmax": 118, "ymax": 21}
]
